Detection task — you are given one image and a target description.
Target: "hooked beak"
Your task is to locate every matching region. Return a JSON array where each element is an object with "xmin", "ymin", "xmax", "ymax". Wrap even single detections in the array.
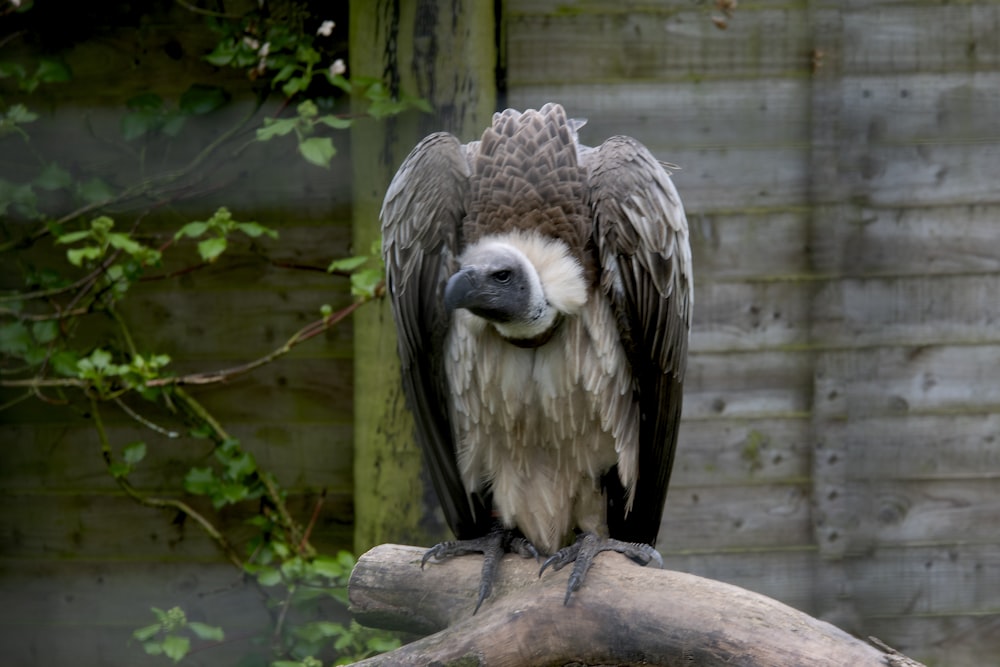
[{"xmin": 444, "ymin": 268, "xmax": 477, "ymax": 312}]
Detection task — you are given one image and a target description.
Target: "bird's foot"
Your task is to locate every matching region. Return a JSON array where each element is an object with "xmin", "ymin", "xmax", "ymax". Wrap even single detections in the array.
[
  {"xmin": 422, "ymin": 526, "xmax": 539, "ymax": 613},
  {"xmin": 539, "ymin": 532, "xmax": 663, "ymax": 605}
]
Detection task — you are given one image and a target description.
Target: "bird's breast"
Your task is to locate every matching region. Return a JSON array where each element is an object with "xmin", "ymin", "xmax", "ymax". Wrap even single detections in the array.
[{"xmin": 445, "ymin": 298, "xmax": 639, "ymax": 553}]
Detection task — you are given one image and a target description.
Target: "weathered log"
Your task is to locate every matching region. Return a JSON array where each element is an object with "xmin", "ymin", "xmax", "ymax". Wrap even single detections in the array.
[{"xmin": 347, "ymin": 544, "xmax": 922, "ymax": 666}]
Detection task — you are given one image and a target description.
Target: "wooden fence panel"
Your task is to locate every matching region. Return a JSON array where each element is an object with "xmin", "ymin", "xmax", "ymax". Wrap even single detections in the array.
[{"xmin": 506, "ymin": 1, "xmax": 1000, "ymax": 664}]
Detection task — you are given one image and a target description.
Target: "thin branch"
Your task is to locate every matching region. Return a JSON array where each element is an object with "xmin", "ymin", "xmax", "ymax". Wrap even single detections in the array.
[
  {"xmin": 147, "ymin": 296, "xmax": 371, "ymax": 388},
  {"xmin": 89, "ymin": 395, "xmax": 244, "ymax": 570},
  {"xmin": 0, "ymin": 390, "xmax": 33, "ymax": 412},
  {"xmin": 172, "ymin": 386, "xmax": 231, "ymax": 441},
  {"xmin": 0, "ymin": 249, "xmax": 120, "ymax": 303},
  {"xmin": 171, "ymin": 387, "xmax": 308, "ymax": 555},
  {"xmin": 0, "ymin": 98, "xmax": 262, "ymax": 257},
  {"xmin": 0, "ymin": 376, "xmax": 84, "ymax": 389},
  {"xmin": 113, "ymin": 396, "xmax": 180, "ymax": 438},
  {"xmin": 107, "ymin": 305, "xmax": 138, "ymax": 358},
  {"xmin": 0, "ymin": 305, "xmax": 90, "ymax": 320},
  {"xmin": 298, "ymin": 488, "xmax": 327, "ymax": 554}
]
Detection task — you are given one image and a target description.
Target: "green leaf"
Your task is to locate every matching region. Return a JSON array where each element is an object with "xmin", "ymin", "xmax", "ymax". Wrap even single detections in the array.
[
  {"xmin": 35, "ymin": 57, "xmax": 72, "ymax": 84},
  {"xmin": 66, "ymin": 245, "xmax": 104, "ymax": 267},
  {"xmin": 203, "ymin": 43, "xmax": 236, "ymax": 67},
  {"xmin": 55, "ymin": 230, "xmax": 92, "ymax": 245},
  {"xmin": 328, "ymin": 73, "xmax": 352, "ymax": 93},
  {"xmin": 161, "ymin": 113, "xmax": 187, "ymax": 137},
  {"xmin": 121, "ymin": 110, "xmax": 158, "ymax": 141},
  {"xmin": 51, "ymin": 349, "xmax": 81, "ymax": 377},
  {"xmin": 367, "ymin": 635, "xmax": 402, "ymax": 653},
  {"xmin": 294, "ymin": 620, "xmax": 344, "ymax": 644},
  {"xmin": 350, "ymin": 267, "xmax": 384, "ymax": 298},
  {"xmin": 327, "ymin": 255, "xmax": 367, "ymax": 273},
  {"xmin": 30, "ymin": 319, "xmax": 59, "ymax": 344},
  {"xmin": 34, "ymin": 163, "xmax": 73, "ymax": 191},
  {"xmin": 183, "ymin": 467, "xmax": 217, "ymax": 495},
  {"xmin": 256, "ymin": 117, "xmax": 299, "ymax": 141},
  {"xmin": 367, "ymin": 98, "xmax": 407, "ymax": 120},
  {"xmin": 0, "ymin": 321, "xmax": 31, "ymax": 356},
  {"xmin": 174, "ymin": 221, "xmax": 208, "ymax": 240},
  {"xmin": 179, "ymin": 84, "xmax": 228, "ymax": 115},
  {"xmin": 108, "ymin": 461, "xmax": 131, "ymax": 478},
  {"xmin": 296, "ymin": 100, "xmax": 319, "ymax": 119},
  {"xmin": 337, "ymin": 550, "xmax": 356, "ymax": 570},
  {"xmin": 0, "ymin": 62, "xmax": 28, "ymax": 79},
  {"xmin": 281, "ymin": 76, "xmax": 308, "ymax": 99},
  {"xmin": 219, "ymin": 449, "xmax": 256, "ymax": 480},
  {"xmin": 123, "ymin": 441, "xmax": 147, "ymax": 465},
  {"xmin": 234, "ymin": 221, "xmax": 277, "ymax": 239},
  {"xmin": 132, "ymin": 623, "xmax": 163, "ymax": 642},
  {"xmin": 108, "ymin": 233, "xmax": 144, "ymax": 256},
  {"xmin": 317, "ymin": 114, "xmax": 353, "ymax": 130},
  {"xmin": 87, "ymin": 348, "xmax": 113, "ymax": 370},
  {"xmin": 0, "ymin": 178, "xmax": 38, "ymax": 218},
  {"xmin": 9, "ymin": 105, "xmax": 39, "ymax": 124},
  {"xmin": 211, "ymin": 480, "xmax": 251, "ymax": 507},
  {"xmin": 142, "ymin": 642, "xmax": 164, "ymax": 656},
  {"xmin": 4, "ymin": 103, "xmax": 39, "ymax": 124},
  {"xmin": 298, "ymin": 136, "xmax": 335, "ymax": 168},
  {"xmin": 161, "ymin": 634, "xmax": 190, "ymax": 663},
  {"xmin": 187, "ymin": 622, "xmax": 224, "ymax": 642},
  {"xmin": 253, "ymin": 565, "xmax": 282, "ymax": 587},
  {"xmin": 271, "ymin": 64, "xmax": 298, "ymax": 85},
  {"xmin": 310, "ymin": 555, "xmax": 347, "ymax": 581},
  {"xmin": 189, "ymin": 424, "xmax": 213, "ymax": 439},
  {"xmin": 197, "ymin": 236, "xmax": 227, "ymax": 263},
  {"xmin": 91, "ymin": 216, "xmax": 115, "ymax": 234},
  {"xmin": 77, "ymin": 177, "xmax": 116, "ymax": 204}
]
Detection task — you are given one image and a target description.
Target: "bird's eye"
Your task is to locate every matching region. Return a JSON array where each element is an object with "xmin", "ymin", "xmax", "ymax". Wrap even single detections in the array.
[{"xmin": 492, "ymin": 270, "xmax": 512, "ymax": 284}]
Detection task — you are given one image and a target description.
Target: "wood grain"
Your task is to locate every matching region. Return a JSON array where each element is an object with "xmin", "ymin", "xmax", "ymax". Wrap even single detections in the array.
[{"xmin": 346, "ymin": 544, "xmax": 912, "ymax": 667}]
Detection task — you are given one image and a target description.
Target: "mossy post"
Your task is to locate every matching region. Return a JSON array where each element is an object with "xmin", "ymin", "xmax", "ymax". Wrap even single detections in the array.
[{"xmin": 349, "ymin": 1, "xmax": 497, "ymax": 555}]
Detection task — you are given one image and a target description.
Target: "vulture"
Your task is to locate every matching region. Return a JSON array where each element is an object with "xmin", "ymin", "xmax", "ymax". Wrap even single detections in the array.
[{"xmin": 381, "ymin": 103, "xmax": 691, "ymax": 609}]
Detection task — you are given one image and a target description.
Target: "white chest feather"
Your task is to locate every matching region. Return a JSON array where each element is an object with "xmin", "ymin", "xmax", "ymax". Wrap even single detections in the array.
[{"xmin": 445, "ymin": 296, "xmax": 639, "ymax": 555}]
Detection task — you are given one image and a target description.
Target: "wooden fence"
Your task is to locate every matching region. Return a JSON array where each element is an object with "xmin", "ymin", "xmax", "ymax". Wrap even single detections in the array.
[
  {"xmin": 504, "ymin": 2, "xmax": 1000, "ymax": 664},
  {"xmin": 1, "ymin": 2, "xmax": 997, "ymax": 665}
]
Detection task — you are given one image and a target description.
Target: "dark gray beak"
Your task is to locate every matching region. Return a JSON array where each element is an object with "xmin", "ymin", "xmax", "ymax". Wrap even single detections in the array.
[{"xmin": 444, "ymin": 268, "xmax": 477, "ymax": 312}]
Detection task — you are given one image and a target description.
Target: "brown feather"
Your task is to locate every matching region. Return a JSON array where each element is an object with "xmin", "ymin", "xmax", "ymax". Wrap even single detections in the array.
[{"xmin": 382, "ymin": 104, "xmax": 691, "ymax": 553}]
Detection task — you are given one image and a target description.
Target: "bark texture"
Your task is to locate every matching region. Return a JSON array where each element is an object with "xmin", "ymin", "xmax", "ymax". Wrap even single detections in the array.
[{"xmin": 347, "ymin": 544, "xmax": 923, "ymax": 666}]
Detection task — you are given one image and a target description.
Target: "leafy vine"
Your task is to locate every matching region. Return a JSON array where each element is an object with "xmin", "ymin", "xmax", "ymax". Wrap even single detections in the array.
[{"xmin": 1, "ymin": 2, "xmax": 415, "ymax": 664}]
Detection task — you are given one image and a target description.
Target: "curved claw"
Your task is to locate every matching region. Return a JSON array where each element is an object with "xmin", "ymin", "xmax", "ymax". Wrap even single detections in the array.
[
  {"xmin": 539, "ymin": 533, "xmax": 665, "ymax": 605},
  {"xmin": 420, "ymin": 547, "xmax": 434, "ymax": 570},
  {"xmin": 538, "ymin": 553, "xmax": 558, "ymax": 578},
  {"xmin": 539, "ymin": 539, "xmax": 581, "ymax": 578},
  {"xmin": 510, "ymin": 536, "xmax": 540, "ymax": 562},
  {"xmin": 421, "ymin": 528, "xmax": 542, "ymax": 614}
]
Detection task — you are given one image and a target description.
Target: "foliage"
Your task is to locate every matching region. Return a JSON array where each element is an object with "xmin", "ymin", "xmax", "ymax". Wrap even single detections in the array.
[
  {"xmin": 1, "ymin": 2, "xmax": 416, "ymax": 664},
  {"xmin": 133, "ymin": 606, "xmax": 225, "ymax": 663},
  {"xmin": 328, "ymin": 239, "xmax": 385, "ymax": 299}
]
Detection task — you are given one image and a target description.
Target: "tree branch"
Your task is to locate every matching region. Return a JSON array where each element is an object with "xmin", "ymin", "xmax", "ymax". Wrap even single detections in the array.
[
  {"xmin": 347, "ymin": 544, "xmax": 925, "ymax": 667},
  {"xmin": 89, "ymin": 395, "xmax": 245, "ymax": 570}
]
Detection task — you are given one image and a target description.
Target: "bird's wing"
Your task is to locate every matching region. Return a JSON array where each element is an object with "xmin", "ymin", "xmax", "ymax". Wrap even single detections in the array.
[
  {"xmin": 585, "ymin": 136, "xmax": 693, "ymax": 546},
  {"xmin": 381, "ymin": 132, "xmax": 493, "ymax": 540}
]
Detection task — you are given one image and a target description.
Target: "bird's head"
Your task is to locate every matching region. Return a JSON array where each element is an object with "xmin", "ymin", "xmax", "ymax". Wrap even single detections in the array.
[{"xmin": 445, "ymin": 240, "xmax": 558, "ymax": 341}]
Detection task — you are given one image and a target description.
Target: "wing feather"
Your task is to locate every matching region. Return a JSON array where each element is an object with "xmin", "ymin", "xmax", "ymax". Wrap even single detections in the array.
[
  {"xmin": 381, "ymin": 132, "xmax": 493, "ymax": 540},
  {"xmin": 585, "ymin": 136, "xmax": 692, "ymax": 546}
]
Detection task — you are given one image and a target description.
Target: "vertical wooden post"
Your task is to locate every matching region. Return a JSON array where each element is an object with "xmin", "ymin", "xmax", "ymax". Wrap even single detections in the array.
[{"xmin": 349, "ymin": 0, "xmax": 497, "ymax": 555}]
